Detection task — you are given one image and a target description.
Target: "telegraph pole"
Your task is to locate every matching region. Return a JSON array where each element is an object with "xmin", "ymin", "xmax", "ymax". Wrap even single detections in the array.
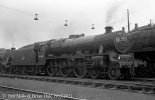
[
  {"xmin": 150, "ymin": 19, "xmax": 152, "ymax": 27},
  {"xmin": 127, "ymin": 9, "xmax": 130, "ymax": 32}
]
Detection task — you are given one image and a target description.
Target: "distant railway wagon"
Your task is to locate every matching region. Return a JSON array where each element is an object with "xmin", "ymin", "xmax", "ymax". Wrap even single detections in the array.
[
  {"xmin": 126, "ymin": 25, "xmax": 155, "ymax": 77},
  {"xmin": 0, "ymin": 48, "xmax": 6, "ymax": 65}
]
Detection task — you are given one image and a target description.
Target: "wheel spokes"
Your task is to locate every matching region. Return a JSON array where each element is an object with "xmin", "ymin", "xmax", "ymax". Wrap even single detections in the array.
[
  {"xmin": 108, "ymin": 67, "xmax": 121, "ymax": 80},
  {"xmin": 47, "ymin": 62, "xmax": 56, "ymax": 76},
  {"xmin": 73, "ymin": 62, "xmax": 87, "ymax": 78},
  {"xmin": 59, "ymin": 62, "xmax": 72, "ymax": 77},
  {"xmin": 89, "ymin": 68, "xmax": 99, "ymax": 79}
]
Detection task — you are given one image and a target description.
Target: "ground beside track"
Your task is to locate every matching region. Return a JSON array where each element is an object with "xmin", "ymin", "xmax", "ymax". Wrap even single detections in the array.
[
  {"xmin": 0, "ymin": 85, "xmax": 71, "ymax": 100},
  {"xmin": 0, "ymin": 87, "xmax": 50, "ymax": 100},
  {"xmin": 0, "ymin": 77, "xmax": 154, "ymax": 100}
]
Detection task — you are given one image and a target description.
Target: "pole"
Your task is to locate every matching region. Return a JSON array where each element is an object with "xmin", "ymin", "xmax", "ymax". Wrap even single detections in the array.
[
  {"xmin": 127, "ymin": 9, "xmax": 130, "ymax": 32},
  {"xmin": 150, "ymin": 19, "xmax": 152, "ymax": 27}
]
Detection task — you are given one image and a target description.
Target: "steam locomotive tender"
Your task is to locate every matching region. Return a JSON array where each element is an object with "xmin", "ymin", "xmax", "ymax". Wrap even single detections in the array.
[{"xmin": 2, "ymin": 26, "xmax": 134, "ymax": 80}]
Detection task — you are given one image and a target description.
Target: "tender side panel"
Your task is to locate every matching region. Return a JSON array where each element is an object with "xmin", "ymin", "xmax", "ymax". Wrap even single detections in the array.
[{"xmin": 11, "ymin": 47, "xmax": 36, "ymax": 65}]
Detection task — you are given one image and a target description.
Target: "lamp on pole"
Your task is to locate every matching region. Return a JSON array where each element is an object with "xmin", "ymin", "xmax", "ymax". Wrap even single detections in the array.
[
  {"xmin": 34, "ymin": 13, "xmax": 39, "ymax": 20},
  {"xmin": 64, "ymin": 20, "xmax": 68, "ymax": 26},
  {"xmin": 91, "ymin": 24, "xmax": 95, "ymax": 29}
]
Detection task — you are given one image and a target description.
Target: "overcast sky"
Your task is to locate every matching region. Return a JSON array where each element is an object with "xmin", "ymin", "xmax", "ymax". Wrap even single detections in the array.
[{"xmin": 0, "ymin": 0, "xmax": 155, "ymax": 49}]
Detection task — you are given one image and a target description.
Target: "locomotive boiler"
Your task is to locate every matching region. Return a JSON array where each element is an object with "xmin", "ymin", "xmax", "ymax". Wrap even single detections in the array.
[{"xmin": 1, "ymin": 26, "xmax": 134, "ymax": 80}]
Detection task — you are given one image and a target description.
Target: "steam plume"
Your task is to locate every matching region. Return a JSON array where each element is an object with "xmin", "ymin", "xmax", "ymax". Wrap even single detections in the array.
[{"xmin": 105, "ymin": 2, "xmax": 123, "ymax": 26}]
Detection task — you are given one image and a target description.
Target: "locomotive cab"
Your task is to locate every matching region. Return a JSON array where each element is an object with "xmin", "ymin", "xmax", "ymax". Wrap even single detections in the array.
[{"xmin": 34, "ymin": 43, "xmax": 46, "ymax": 65}]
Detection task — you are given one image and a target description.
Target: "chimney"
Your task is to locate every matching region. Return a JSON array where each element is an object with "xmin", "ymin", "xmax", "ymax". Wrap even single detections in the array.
[
  {"xmin": 122, "ymin": 27, "xmax": 125, "ymax": 32},
  {"xmin": 135, "ymin": 23, "xmax": 138, "ymax": 30},
  {"xmin": 11, "ymin": 47, "xmax": 16, "ymax": 51},
  {"xmin": 105, "ymin": 26, "xmax": 113, "ymax": 33}
]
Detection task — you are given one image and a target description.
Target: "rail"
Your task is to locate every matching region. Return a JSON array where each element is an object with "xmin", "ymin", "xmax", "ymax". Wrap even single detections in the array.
[{"xmin": 0, "ymin": 74, "xmax": 154, "ymax": 96}]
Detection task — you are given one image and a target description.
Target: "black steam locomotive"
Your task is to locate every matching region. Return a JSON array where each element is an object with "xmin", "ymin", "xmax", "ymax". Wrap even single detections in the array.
[{"xmin": 1, "ymin": 25, "xmax": 155, "ymax": 80}]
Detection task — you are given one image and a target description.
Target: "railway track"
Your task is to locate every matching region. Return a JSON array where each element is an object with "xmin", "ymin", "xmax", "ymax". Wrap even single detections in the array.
[
  {"xmin": 0, "ymin": 74, "xmax": 155, "ymax": 96},
  {"xmin": 131, "ymin": 77, "xmax": 155, "ymax": 82},
  {"xmin": 0, "ymin": 84, "xmax": 83, "ymax": 100}
]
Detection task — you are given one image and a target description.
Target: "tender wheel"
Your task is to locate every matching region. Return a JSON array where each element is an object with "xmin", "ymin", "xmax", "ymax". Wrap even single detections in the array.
[
  {"xmin": 2, "ymin": 64, "xmax": 10, "ymax": 74},
  {"xmin": 0, "ymin": 65, "xmax": 2, "ymax": 74},
  {"xmin": 73, "ymin": 62, "xmax": 87, "ymax": 78},
  {"xmin": 32, "ymin": 66, "xmax": 38, "ymax": 75},
  {"xmin": 89, "ymin": 68, "xmax": 99, "ymax": 79},
  {"xmin": 46, "ymin": 62, "xmax": 56, "ymax": 76},
  {"xmin": 0, "ymin": 65, "xmax": 5, "ymax": 74},
  {"xmin": 108, "ymin": 67, "xmax": 121, "ymax": 80},
  {"xmin": 12, "ymin": 66, "xmax": 16, "ymax": 74},
  {"xmin": 8, "ymin": 66, "xmax": 14, "ymax": 74},
  {"xmin": 16, "ymin": 66, "xmax": 21, "ymax": 74},
  {"xmin": 59, "ymin": 62, "xmax": 72, "ymax": 77}
]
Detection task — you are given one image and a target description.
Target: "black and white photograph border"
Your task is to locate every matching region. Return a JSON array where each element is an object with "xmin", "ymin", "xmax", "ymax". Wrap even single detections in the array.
[{"xmin": 0, "ymin": 0, "xmax": 155, "ymax": 100}]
